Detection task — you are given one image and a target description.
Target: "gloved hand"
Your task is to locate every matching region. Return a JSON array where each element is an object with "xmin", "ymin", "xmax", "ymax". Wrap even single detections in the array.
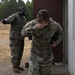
[
  {"xmin": 28, "ymin": 35, "xmax": 32, "ymax": 40},
  {"xmin": 1, "ymin": 19, "xmax": 6, "ymax": 24}
]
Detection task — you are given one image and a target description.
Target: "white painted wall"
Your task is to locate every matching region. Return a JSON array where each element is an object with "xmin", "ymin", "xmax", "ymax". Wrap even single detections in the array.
[
  {"xmin": 72, "ymin": 0, "xmax": 75, "ymax": 74},
  {"xmin": 68, "ymin": 0, "xmax": 75, "ymax": 75},
  {"xmin": 68, "ymin": 0, "xmax": 73, "ymax": 74},
  {"xmin": 73, "ymin": 40, "xmax": 75, "ymax": 75}
]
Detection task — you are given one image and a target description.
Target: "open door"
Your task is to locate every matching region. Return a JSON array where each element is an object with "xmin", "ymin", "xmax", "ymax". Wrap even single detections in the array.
[{"xmin": 33, "ymin": 0, "xmax": 63, "ymax": 63}]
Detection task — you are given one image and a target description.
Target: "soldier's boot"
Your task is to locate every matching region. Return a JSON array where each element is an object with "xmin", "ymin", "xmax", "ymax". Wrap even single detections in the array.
[
  {"xmin": 25, "ymin": 62, "xmax": 29, "ymax": 68},
  {"xmin": 12, "ymin": 67, "xmax": 20, "ymax": 73},
  {"xmin": 18, "ymin": 66, "xmax": 24, "ymax": 71}
]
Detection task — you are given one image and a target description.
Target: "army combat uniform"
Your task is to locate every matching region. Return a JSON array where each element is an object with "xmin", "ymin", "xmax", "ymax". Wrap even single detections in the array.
[
  {"xmin": 3, "ymin": 12, "xmax": 26, "ymax": 67},
  {"xmin": 21, "ymin": 17, "xmax": 63, "ymax": 75}
]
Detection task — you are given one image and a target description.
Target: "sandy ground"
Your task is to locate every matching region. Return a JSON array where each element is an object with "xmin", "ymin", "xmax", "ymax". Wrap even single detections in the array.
[{"xmin": 0, "ymin": 23, "xmax": 31, "ymax": 75}]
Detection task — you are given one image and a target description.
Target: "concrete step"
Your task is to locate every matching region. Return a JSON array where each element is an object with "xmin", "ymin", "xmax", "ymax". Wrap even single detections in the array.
[{"xmin": 52, "ymin": 63, "xmax": 71, "ymax": 75}]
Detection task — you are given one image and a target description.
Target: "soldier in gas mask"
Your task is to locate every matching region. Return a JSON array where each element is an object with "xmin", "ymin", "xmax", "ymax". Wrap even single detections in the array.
[{"xmin": 1, "ymin": 6, "xmax": 27, "ymax": 73}]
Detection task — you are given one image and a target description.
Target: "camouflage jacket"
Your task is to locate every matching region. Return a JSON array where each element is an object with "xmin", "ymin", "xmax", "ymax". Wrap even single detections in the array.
[
  {"xmin": 4, "ymin": 12, "xmax": 26, "ymax": 40},
  {"xmin": 21, "ymin": 18, "xmax": 63, "ymax": 63}
]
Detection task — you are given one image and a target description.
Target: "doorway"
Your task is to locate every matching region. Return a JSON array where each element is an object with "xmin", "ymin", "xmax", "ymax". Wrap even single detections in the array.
[
  {"xmin": 33, "ymin": 0, "xmax": 63, "ymax": 63},
  {"xmin": 33, "ymin": 0, "xmax": 68, "ymax": 66}
]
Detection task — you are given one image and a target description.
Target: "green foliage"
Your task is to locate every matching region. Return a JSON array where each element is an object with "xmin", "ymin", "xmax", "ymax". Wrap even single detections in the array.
[
  {"xmin": 0, "ymin": 0, "xmax": 33, "ymax": 21},
  {"xmin": 26, "ymin": 0, "xmax": 33, "ymax": 21},
  {"xmin": 0, "ymin": 0, "xmax": 25, "ymax": 20},
  {"xmin": 0, "ymin": 1, "xmax": 12, "ymax": 20},
  {"xmin": 0, "ymin": 2, "xmax": 1, "ymax": 5},
  {"xmin": 18, "ymin": 0, "xmax": 25, "ymax": 7}
]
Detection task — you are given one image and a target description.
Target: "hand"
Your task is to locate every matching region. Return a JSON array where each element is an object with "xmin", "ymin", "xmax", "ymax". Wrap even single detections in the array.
[
  {"xmin": 50, "ymin": 41, "xmax": 57, "ymax": 47},
  {"xmin": 1, "ymin": 19, "xmax": 6, "ymax": 24},
  {"xmin": 37, "ymin": 22, "xmax": 48, "ymax": 28},
  {"xmin": 28, "ymin": 35, "xmax": 32, "ymax": 40}
]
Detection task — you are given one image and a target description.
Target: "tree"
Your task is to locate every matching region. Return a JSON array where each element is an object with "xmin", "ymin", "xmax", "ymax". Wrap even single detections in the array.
[
  {"xmin": 0, "ymin": 0, "xmax": 11, "ymax": 20},
  {"xmin": 26, "ymin": 0, "xmax": 33, "ymax": 21},
  {"xmin": 0, "ymin": 0, "xmax": 33, "ymax": 21},
  {"xmin": 0, "ymin": 2, "xmax": 1, "ymax": 5},
  {"xmin": 17, "ymin": 0, "xmax": 26, "ymax": 9},
  {"xmin": 0, "ymin": 0, "xmax": 26, "ymax": 20},
  {"xmin": 1, "ymin": 0, "xmax": 8, "ymax": 3}
]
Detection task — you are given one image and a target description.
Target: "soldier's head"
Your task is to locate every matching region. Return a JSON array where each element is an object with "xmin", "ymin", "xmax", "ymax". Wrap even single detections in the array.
[
  {"xmin": 18, "ymin": 6, "xmax": 26, "ymax": 16},
  {"xmin": 36, "ymin": 9, "xmax": 49, "ymax": 24}
]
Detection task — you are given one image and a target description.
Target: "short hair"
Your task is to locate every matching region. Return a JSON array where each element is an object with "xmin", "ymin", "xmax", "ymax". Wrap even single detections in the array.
[{"xmin": 36, "ymin": 9, "xmax": 49, "ymax": 23}]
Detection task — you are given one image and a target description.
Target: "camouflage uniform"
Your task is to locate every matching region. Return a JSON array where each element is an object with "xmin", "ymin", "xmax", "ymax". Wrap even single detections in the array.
[
  {"xmin": 21, "ymin": 17, "xmax": 63, "ymax": 75},
  {"xmin": 3, "ymin": 12, "xmax": 26, "ymax": 67}
]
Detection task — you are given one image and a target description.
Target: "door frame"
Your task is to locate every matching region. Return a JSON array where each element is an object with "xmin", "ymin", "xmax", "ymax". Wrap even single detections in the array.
[{"xmin": 63, "ymin": 0, "xmax": 68, "ymax": 68}]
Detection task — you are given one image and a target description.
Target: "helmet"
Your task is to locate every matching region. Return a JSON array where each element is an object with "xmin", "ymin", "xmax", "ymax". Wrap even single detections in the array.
[{"xmin": 18, "ymin": 6, "xmax": 26, "ymax": 16}]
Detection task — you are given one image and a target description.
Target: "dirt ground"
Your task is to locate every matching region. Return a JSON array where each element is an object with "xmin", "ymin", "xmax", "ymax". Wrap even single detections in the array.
[
  {"xmin": 0, "ymin": 23, "xmax": 31, "ymax": 61},
  {"xmin": 0, "ymin": 23, "xmax": 31, "ymax": 75},
  {"xmin": 0, "ymin": 23, "xmax": 71, "ymax": 75}
]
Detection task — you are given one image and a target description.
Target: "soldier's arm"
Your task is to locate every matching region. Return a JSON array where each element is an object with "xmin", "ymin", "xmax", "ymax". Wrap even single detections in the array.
[
  {"xmin": 1, "ymin": 14, "xmax": 16, "ymax": 24},
  {"xmin": 55, "ymin": 23, "xmax": 63, "ymax": 45},
  {"xmin": 21, "ymin": 19, "xmax": 37, "ymax": 37}
]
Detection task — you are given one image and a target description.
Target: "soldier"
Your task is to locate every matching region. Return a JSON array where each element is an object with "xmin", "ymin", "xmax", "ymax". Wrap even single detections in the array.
[
  {"xmin": 21, "ymin": 9, "xmax": 63, "ymax": 75},
  {"xmin": 1, "ymin": 6, "xmax": 26, "ymax": 73}
]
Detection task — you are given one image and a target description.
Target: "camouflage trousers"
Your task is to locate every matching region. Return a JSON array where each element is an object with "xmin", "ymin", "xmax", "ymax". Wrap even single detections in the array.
[
  {"xmin": 28, "ymin": 52, "xmax": 53, "ymax": 75},
  {"xmin": 9, "ymin": 38, "xmax": 24, "ymax": 67}
]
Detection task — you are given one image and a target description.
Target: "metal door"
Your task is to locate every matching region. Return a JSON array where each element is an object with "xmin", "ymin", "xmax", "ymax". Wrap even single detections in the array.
[{"xmin": 33, "ymin": 0, "xmax": 63, "ymax": 63}]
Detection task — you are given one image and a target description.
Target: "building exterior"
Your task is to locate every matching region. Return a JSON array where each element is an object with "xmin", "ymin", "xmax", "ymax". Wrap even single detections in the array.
[
  {"xmin": 68, "ymin": 0, "xmax": 75, "ymax": 75},
  {"xmin": 33, "ymin": 0, "xmax": 75, "ymax": 75}
]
